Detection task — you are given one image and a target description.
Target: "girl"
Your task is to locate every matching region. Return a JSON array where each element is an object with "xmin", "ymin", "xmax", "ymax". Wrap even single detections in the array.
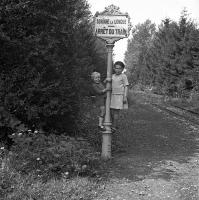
[
  {"xmin": 110, "ymin": 61, "xmax": 129, "ymax": 130},
  {"xmin": 91, "ymin": 72, "xmax": 108, "ymax": 130}
]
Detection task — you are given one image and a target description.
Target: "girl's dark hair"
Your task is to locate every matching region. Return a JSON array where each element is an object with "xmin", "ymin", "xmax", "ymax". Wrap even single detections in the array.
[{"xmin": 114, "ymin": 61, "xmax": 125, "ymax": 69}]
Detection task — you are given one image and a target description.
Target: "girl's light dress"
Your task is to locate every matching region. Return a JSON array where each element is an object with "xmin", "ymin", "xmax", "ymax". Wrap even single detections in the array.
[{"xmin": 110, "ymin": 73, "xmax": 129, "ymax": 110}]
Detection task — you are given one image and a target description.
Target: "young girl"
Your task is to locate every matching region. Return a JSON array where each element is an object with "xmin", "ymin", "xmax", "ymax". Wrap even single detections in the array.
[
  {"xmin": 110, "ymin": 61, "xmax": 129, "ymax": 130},
  {"xmin": 91, "ymin": 72, "xmax": 108, "ymax": 130}
]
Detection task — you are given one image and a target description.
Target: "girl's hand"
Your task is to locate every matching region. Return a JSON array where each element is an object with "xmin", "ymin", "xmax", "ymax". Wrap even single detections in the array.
[
  {"xmin": 103, "ymin": 88, "xmax": 108, "ymax": 93},
  {"xmin": 103, "ymin": 78, "xmax": 107, "ymax": 83},
  {"xmin": 103, "ymin": 87, "xmax": 111, "ymax": 93},
  {"xmin": 103, "ymin": 78, "xmax": 112, "ymax": 83},
  {"xmin": 106, "ymin": 86, "xmax": 111, "ymax": 91}
]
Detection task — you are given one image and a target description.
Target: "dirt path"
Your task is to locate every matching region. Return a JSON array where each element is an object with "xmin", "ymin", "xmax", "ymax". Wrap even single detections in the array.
[{"xmin": 97, "ymin": 101, "xmax": 199, "ymax": 200}]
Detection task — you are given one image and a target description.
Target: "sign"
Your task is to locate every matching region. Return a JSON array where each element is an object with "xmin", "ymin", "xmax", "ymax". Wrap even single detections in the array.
[
  {"xmin": 94, "ymin": 5, "xmax": 131, "ymax": 43},
  {"xmin": 93, "ymin": 5, "xmax": 132, "ymax": 159},
  {"xmin": 95, "ymin": 15, "xmax": 128, "ymax": 38}
]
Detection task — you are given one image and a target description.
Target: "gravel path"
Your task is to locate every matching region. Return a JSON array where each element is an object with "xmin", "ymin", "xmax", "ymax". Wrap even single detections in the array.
[{"xmin": 96, "ymin": 101, "xmax": 199, "ymax": 200}]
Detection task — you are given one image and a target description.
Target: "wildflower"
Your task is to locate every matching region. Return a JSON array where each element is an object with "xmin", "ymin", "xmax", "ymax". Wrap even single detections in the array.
[
  {"xmin": 65, "ymin": 172, "xmax": 69, "ymax": 176},
  {"xmin": 63, "ymin": 171, "xmax": 69, "ymax": 178},
  {"xmin": 82, "ymin": 165, "xmax": 87, "ymax": 170}
]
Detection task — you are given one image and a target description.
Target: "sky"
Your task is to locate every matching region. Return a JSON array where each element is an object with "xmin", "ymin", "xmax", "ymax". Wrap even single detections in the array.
[{"xmin": 87, "ymin": 0, "xmax": 199, "ymax": 62}]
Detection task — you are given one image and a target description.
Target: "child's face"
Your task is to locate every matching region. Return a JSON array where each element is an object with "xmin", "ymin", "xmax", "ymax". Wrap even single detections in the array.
[
  {"xmin": 114, "ymin": 65, "xmax": 123, "ymax": 75},
  {"xmin": 93, "ymin": 75, "xmax": 100, "ymax": 83}
]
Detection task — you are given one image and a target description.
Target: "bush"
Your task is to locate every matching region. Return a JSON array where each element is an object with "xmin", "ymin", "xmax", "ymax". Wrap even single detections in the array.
[{"xmin": 8, "ymin": 130, "xmax": 101, "ymax": 180}]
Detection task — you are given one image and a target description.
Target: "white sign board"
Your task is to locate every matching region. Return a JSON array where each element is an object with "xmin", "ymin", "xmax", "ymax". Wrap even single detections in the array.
[{"xmin": 95, "ymin": 15, "xmax": 129, "ymax": 39}]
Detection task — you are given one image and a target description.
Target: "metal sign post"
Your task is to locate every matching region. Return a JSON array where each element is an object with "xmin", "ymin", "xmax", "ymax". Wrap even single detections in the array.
[
  {"xmin": 94, "ymin": 5, "xmax": 131, "ymax": 159},
  {"xmin": 102, "ymin": 42, "xmax": 114, "ymax": 159}
]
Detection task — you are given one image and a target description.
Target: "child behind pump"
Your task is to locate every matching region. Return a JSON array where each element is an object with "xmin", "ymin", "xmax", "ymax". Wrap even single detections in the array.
[
  {"xmin": 91, "ymin": 72, "xmax": 108, "ymax": 130},
  {"xmin": 110, "ymin": 61, "xmax": 129, "ymax": 130}
]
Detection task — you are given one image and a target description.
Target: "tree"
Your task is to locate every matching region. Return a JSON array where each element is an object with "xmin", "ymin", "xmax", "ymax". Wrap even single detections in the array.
[
  {"xmin": 125, "ymin": 8, "xmax": 199, "ymax": 96},
  {"xmin": 0, "ymin": 0, "xmax": 107, "ymax": 135},
  {"xmin": 124, "ymin": 19, "xmax": 156, "ymax": 86},
  {"xmin": 146, "ymin": 9, "xmax": 199, "ymax": 95}
]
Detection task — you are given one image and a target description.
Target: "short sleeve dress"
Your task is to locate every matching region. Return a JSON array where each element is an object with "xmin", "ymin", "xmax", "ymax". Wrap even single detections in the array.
[{"xmin": 110, "ymin": 73, "xmax": 129, "ymax": 110}]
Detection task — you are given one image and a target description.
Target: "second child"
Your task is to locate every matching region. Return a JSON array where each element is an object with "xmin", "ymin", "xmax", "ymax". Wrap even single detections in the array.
[
  {"xmin": 91, "ymin": 72, "xmax": 108, "ymax": 130},
  {"xmin": 110, "ymin": 61, "xmax": 129, "ymax": 130}
]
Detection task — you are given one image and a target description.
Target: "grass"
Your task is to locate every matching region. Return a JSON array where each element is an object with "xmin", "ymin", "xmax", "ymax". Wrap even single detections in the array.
[
  {"xmin": 4, "ymin": 91, "xmax": 196, "ymax": 199},
  {"xmin": 0, "ymin": 150, "xmax": 106, "ymax": 200},
  {"xmin": 0, "ymin": 98, "xmax": 110, "ymax": 200}
]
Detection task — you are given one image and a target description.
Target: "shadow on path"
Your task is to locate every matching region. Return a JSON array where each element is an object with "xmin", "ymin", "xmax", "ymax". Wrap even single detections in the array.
[{"xmin": 109, "ymin": 102, "xmax": 199, "ymax": 182}]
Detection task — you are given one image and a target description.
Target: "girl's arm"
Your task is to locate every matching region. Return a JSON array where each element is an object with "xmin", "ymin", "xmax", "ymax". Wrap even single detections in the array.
[
  {"xmin": 123, "ymin": 74, "xmax": 129, "ymax": 102},
  {"xmin": 124, "ymin": 85, "xmax": 128, "ymax": 98},
  {"xmin": 93, "ymin": 84, "xmax": 107, "ymax": 94},
  {"xmin": 123, "ymin": 86, "xmax": 128, "ymax": 103}
]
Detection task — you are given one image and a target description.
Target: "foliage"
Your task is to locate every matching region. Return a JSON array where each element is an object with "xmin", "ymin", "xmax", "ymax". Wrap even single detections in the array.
[
  {"xmin": 0, "ymin": 0, "xmax": 107, "ymax": 135},
  {"xmin": 125, "ymin": 9, "xmax": 199, "ymax": 97},
  {"xmin": 124, "ymin": 19, "xmax": 156, "ymax": 86}
]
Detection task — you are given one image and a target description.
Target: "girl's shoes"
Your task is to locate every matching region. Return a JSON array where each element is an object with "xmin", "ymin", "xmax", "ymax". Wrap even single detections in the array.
[
  {"xmin": 111, "ymin": 127, "xmax": 117, "ymax": 132},
  {"xmin": 111, "ymin": 126, "xmax": 119, "ymax": 132},
  {"xmin": 98, "ymin": 126, "xmax": 118, "ymax": 132},
  {"xmin": 98, "ymin": 125, "xmax": 106, "ymax": 131}
]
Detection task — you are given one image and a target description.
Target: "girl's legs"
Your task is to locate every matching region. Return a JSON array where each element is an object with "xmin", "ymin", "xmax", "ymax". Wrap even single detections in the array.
[
  {"xmin": 98, "ymin": 105, "xmax": 105, "ymax": 128},
  {"xmin": 111, "ymin": 109, "xmax": 119, "ymax": 129}
]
